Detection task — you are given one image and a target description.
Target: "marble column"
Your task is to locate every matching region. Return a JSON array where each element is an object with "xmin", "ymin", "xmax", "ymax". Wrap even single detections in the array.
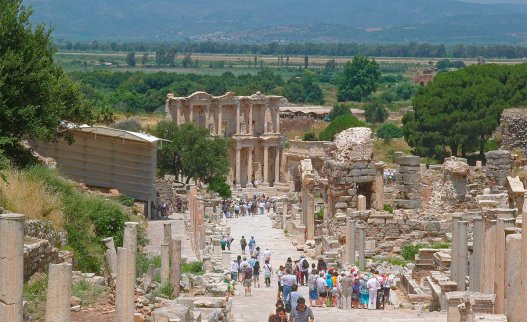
[
  {"xmin": 0, "ymin": 214, "xmax": 24, "ymax": 322},
  {"xmin": 235, "ymin": 147, "xmax": 241, "ymax": 187},
  {"xmin": 457, "ymin": 221, "xmax": 468, "ymax": 291},
  {"xmin": 274, "ymin": 146, "xmax": 280, "ymax": 184},
  {"xmin": 495, "ymin": 217, "xmax": 516, "ymax": 314},
  {"xmin": 374, "ymin": 162, "xmax": 385, "ymax": 211},
  {"xmin": 236, "ymin": 102, "xmax": 241, "ymax": 134},
  {"xmin": 102, "ymin": 237, "xmax": 117, "ymax": 279},
  {"xmin": 451, "ymin": 214, "xmax": 462, "ymax": 283},
  {"xmin": 45, "ymin": 263, "xmax": 72, "ymax": 322},
  {"xmin": 263, "ymin": 145, "xmax": 269, "ymax": 185},
  {"xmin": 482, "ymin": 218, "xmax": 497, "ymax": 294},
  {"xmin": 205, "ymin": 106, "xmax": 210, "ymax": 129},
  {"xmin": 274, "ymin": 107, "xmax": 280, "ymax": 133},
  {"xmin": 160, "ymin": 243, "xmax": 170, "ymax": 284},
  {"xmin": 171, "ymin": 239, "xmax": 182, "ymax": 298},
  {"xmin": 470, "ymin": 216, "xmax": 484, "ymax": 292},
  {"xmin": 306, "ymin": 193, "xmax": 315, "ymax": 240},
  {"xmin": 521, "ymin": 199, "xmax": 527, "ymax": 321},
  {"xmin": 163, "ymin": 222, "xmax": 173, "ymax": 254},
  {"xmin": 249, "ymin": 103, "xmax": 253, "ymax": 134},
  {"xmin": 247, "ymin": 147, "xmax": 253, "ymax": 186},
  {"xmin": 115, "ymin": 247, "xmax": 133, "ymax": 322},
  {"xmin": 346, "ymin": 220, "xmax": 357, "ymax": 266},
  {"xmin": 217, "ymin": 105, "xmax": 223, "ymax": 135},
  {"xmin": 189, "ymin": 104, "xmax": 194, "ymax": 124},
  {"xmin": 358, "ymin": 226, "xmax": 365, "ymax": 270},
  {"xmin": 123, "ymin": 222, "xmax": 138, "ymax": 296}
]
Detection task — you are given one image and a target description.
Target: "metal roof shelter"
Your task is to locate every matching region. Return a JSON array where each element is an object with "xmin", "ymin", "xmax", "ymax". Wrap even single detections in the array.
[{"xmin": 30, "ymin": 125, "xmax": 165, "ymax": 218}]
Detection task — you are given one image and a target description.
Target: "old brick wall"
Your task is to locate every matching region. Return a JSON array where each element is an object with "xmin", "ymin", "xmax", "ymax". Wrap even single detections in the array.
[{"xmin": 499, "ymin": 108, "xmax": 527, "ymax": 154}]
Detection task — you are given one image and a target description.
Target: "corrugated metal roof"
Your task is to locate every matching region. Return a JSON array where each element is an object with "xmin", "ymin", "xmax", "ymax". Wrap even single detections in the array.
[{"xmin": 62, "ymin": 123, "xmax": 167, "ymax": 143}]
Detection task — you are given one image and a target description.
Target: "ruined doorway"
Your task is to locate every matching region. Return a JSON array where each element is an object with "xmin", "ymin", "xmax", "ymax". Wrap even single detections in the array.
[{"xmin": 357, "ymin": 183, "xmax": 373, "ymax": 209}]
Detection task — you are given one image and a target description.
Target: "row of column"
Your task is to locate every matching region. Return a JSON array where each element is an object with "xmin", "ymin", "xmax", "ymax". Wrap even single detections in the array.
[
  {"xmin": 175, "ymin": 102, "xmax": 280, "ymax": 136},
  {"xmin": 235, "ymin": 145, "xmax": 280, "ymax": 187},
  {"xmin": 0, "ymin": 214, "xmax": 187, "ymax": 322}
]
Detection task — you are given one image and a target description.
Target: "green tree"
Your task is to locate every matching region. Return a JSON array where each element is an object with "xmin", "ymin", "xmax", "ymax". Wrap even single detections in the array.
[
  {"xmin": 318, "ymin": 114, "xmax": 366, "ymax": 141},
  {"xmin": 327, "ymin": 103, "xmax": 351, "ymax": 121},
  {"xmin": 281, "ymin": 72, "xmax": 324, "ymax": 105},
  {"xmin": 0, "ymin": 1, "xmax": 92, "ymax": 159},
  {"xmin": 402, "ymin": 64, "xmax": 527, "ymax": 158},
  {"xmin": 126, "ymin": 51, "xmax": 136, "ymax": 67},
  {"xmin": 364, "ymin": 100, "xmax": 389, "ymax": 125},
  {"xmin": 303, "ymin": 132, "xmax": 317, "ymax": 141},
  {"xmin": 154, "ymin": 121, "xmax": 230, "ymax": 184},
  {"xmin": 376, "ymin": 123, "xmax": 404, "ymax": 142},
  {"xmin": 141, "ymin": 52, "xmax": 149, "ymax": 66},
  {"xmin": 336, "ymin": 55, "xmax": 380, "ymax": 102},
  {"xmin": 207, "ymin": 176, "xmax": 232, "ymax": 199},
  {"xmin": 393, "ymin": 82, "xmax": 416, "ymax": 100}
]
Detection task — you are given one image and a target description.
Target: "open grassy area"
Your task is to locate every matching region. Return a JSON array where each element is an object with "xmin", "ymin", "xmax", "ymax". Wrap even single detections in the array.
[{"xmin": 373, "ymin": 138, "xmax": 413, "ymax": 167}]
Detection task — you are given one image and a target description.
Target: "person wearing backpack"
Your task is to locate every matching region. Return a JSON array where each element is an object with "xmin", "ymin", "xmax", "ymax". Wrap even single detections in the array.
[
  {"xmin": 243, "ymin": 265, "xmax": 253, "ymax": 296},
  {"xmin": 264, "ymin": 260, "xmax": 273, "ymax": 287},
  {"xmin": 298, "ymin": 256, "xmax": 309, "ymax": 286}
]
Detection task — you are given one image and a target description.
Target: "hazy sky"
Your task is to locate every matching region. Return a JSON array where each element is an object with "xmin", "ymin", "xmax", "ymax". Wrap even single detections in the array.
[{"xmin": 462, "ymin": 0, "xmax": 527, "ymax": 4}]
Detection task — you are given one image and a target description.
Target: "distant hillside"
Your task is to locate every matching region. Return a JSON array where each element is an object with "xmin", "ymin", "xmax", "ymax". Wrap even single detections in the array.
[{"xmin": 26, "ymin": 0, "xmax": 527, "ymax": 44}]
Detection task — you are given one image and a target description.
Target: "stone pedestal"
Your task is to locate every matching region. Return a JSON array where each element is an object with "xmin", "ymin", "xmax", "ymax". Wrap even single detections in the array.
[
  {"xmin": 0, "ymin": 214, "xmax": 25, "ymax": 322},
  {"xmin": 457, "ymin": 221, "xmax": 468, "ymax": 291},
  {"xmin": 45, "ymin": 263, "xmax": 72, "ymax": 322},
  {"xmin": 222, "ymin": 251, "xmax": 232, "ymax": 271},
  {"xmin": 161, "ymin": 243, "xmax": 170, "ymax": 284},
  {"xmin": 164, "ymin": 223, "xmax": 173, "ymax": 253},
  {"xmin": 346, "ymin": 220, "xmax": 356, "ymax": 266},
  {"xmin": 482, "ymin": 218, "xmax": 497, "ymax": 294},
  {"xmin": 123, "ymin": 222, "xmax": 138, "ymax": 297},
  {"xmin": 116, "ymin": 247, "xmax": 134, "ymax": 322},
  {"xmin": 306, "ymin": 194, "xmax": 315, "ymax": 240},
  {"xmin": 171, "ymin": 239, "xmax": 182, "ymax": 298},
  {"xmin": 358, "ymin": 226, "xmax": 365, "ymax": 270},
  {"xmin": 505, "ymin": 233, "xmax": 522, "ymax": 321},
  {"xmin": 357, "ymin": 195, "xmax": 366, "ymax": 211}
]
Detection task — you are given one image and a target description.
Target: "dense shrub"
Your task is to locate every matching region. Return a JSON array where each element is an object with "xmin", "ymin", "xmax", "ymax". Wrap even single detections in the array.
[
  {"xmin": 327, "ymin": 103, "xmax": 351, "ymax": 121},
  {"xmin": 112, "ymin": 118, "xmax": 143, "ymax": 132},
  {"xmin": 377, "ymin": 123, "xmax": 404, "ymax": 141},
  {"xmin": 303, "ymin": 132, "xmax": 317, "ymax": 141}
]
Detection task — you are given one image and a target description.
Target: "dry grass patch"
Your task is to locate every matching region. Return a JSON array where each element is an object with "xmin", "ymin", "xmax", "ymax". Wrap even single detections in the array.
[
  {"xmin": 373, "ymin": 138, "xmax": 412, "ymax": 167},
  {"xmin": 282, "ymin": 119, "xmax": 328, "ymax": 140},
  {"xmin": 0, "ymin": 169, "xmax": 64, "ymax": 230}
]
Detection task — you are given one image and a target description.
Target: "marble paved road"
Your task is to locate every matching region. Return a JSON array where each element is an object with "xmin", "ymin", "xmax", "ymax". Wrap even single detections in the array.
[{"xmin": 226, "ymin": 212, "xmax": 447, "ymax": 322}]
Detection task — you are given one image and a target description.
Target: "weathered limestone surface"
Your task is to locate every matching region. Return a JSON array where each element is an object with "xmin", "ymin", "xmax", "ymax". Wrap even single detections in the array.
[
  {"xmin": 498, "ymin": 108, "xmax": 527, "ymax": 155},
  {"xmin": 171, "ymin": 239, "xmax": 182, "ymax": 298},
  {"xmin": 470, "ymin": 217, "xmax": 484, "ymax": 292},
  {"xmin": 330, "ymin": 127, "xmax": 373, "ymax": 162},
  {"xmin": 116, "ymin": 247, "xmax": 133, "ymax": 322},
  {"xmin": 494, "ymin": 218, "xmax": 516, "ymax": 314},
  {"xmin": 456, "ymin": 221, "xmax": 468, "ymax": 291},
  {"xmin": 102, "ymin": 237, "xmax": 117, "ymax": 279},
  {"xmin": 395, "ymin": 155, "xmax": 422, "ymax": 209},
  {"xmin": 161, "ymin": 243, "xmax": 170, "ymax": 284},
  {"xmin": 485, "ymin": 150, "xmax": 512, "ymax": 187},
  {"xmin": 345, "ymin": 220, "xmax": 356, "ymax": 266},
  {"xmin": 0, "ymin": 214, "xmax": 25, "ymax": 322},
  {"xmin": 505, "ymin": 234, "xmax": 522, "ymax": 322},
  {"xmin": 45, "ymin": 263, "xmax": 72, "ymax": 322}
]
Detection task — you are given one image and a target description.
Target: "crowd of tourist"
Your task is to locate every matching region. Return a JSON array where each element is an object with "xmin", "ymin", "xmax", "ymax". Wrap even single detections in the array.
[
  {"xmin": 220, "ymin": 194, "xmax": 276, "ymax": 218},
  {"xmin": 220, "ymin": 194, "xmax": 395, "ymax": 322}
]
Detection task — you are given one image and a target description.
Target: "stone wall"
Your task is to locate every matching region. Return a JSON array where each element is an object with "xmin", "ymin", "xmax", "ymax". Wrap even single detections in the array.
[
  {"xmin": 395, "ymin": 155, "xmax": 422, "ymax": 209},
  {"xmin": 485, "ymin": 150, "xmax": 512, "ymax": 187},
  {"xmin": 24, "ymin": 237, "xmax": 59, "ymax": 281},
  {"xmin": 24, "ymin": 220, "xmax": 66, "ymax": 248},
  {"xmin": 498, "ymin": 108, "xmax": 527, "ymax": 154}
]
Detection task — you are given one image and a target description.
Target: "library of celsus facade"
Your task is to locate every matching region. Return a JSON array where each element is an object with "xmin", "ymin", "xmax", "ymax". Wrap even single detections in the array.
[{"xmin": 165, "ymin": 91, "xmax": 283, "ymax": 188}]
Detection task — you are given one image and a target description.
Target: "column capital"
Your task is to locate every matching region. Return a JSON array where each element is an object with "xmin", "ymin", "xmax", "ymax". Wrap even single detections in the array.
[{"xmin": 374, "ymin": 161, "xmax": 386, "ymax": 170}]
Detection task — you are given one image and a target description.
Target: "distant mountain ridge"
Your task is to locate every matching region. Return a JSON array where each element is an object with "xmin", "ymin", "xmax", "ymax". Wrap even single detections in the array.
[{"xmin": 26, "ymin": 0, "xmax": 527, "ymax": 44}]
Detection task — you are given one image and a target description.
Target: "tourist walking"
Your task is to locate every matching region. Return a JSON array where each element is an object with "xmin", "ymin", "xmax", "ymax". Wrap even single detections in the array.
[
  {"xmin": 253, "ymin": 260, "xmax": 261, "ymax": 288},
  {"xmin": 285, "ymin": 257, "xmax": 293, "ymax": 272},
  {"xmin": 220, "ymin": 235, "xmax": 227, "ymax": 250},
  {"xmin": 360, "ymin": 275, "xmax": 369, "ymax": 309},
  {"xmin": 240, "ymin": 236, "xmax": 247, "ymax": 253},
  {"xmin": 290, "ymin": 297, "xmax": 314, "ymax": 322},
  {"xmin": 340, "ymin": 272, "xmax": 353, "ymax": 309},
  {"xmin": 307, "ymin": 269, "xmax": 319, "ymax": 306},
  {"xmin": 367, "ymin": 274, "xmax": 380, "ymax": 310},
  {"xmin": 264, "ymin": 260, "xmax": 273, "ymax": 287},
  {"xmin": 316, "ymin": 272, "xmax": 328, "ymax": 307},
  {"xmin": 263, "ymin": 248, "xmax": 272, "ymax": 262},
  {"xmin": 230, "ymin": 259, "xmax": 239, "ymax": 282},
  {"xmin": 352, "ymin": 276, "xmax": 361, "ymax": 308},
  {"xmin": 277, "ymin": 266, "xmax": 285, "ymax": 300},
  {"xmin": 316, "ymin": 257, "xmax": 327, "ymax": 273},
  {"xmin": 249, "ymin": 236, "xmax": 256, "ymax": 253},
  {"xmin": 282, "ymin": 269, "xmax": 297, "ymax": 302},
  {"xmin": 285, "ymin": 284, "xmax": 302, "ymax": 313},
  {"xmin": 298, "ymin": 256, "xmax": 309, "ymax": 286},
  {"xmin": 243, "ymin": 265, "xmax": 253, "ymax": 296}
]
